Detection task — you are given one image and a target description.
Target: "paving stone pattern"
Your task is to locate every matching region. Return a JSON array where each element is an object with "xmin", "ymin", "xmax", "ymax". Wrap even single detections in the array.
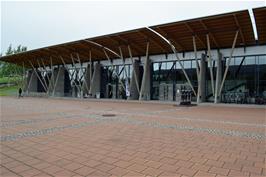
[{"xmin": 0, "ymin": 97, "xmax": 265, "ymax": 177}]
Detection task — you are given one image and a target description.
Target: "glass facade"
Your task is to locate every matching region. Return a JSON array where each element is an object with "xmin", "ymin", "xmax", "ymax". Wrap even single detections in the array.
[
  {"xmin": 151, "ymin": 55, "xmax": 266, "ymax": 104},
  {"xmin": 103, "ymin": 64, "xmax": 132, "ymax": 99},
  {"xmin": 151, "ymin": 60, "xmax": 198, "ymax": 101},
  {"xmin": 222, "ymin": 55, "xmax": 266, "ymax": 104},
  {"xmin": 98, "ymin": 54, "xmax": 266, "ymax": 104}
]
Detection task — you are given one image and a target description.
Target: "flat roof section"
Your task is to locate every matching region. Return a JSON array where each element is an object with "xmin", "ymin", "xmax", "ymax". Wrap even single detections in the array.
[
  {"xmin": 253, "ymin": 7, "xmax": 266, "ymax": 45},
  {"xmin": 0, "ymin": 9, "xmax": 257, "ymax": 67}
]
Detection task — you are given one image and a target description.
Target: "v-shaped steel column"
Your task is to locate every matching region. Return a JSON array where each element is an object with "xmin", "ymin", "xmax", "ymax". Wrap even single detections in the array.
[
  {"xmin": 206, "ymin": 34, "xmax": 215, "ymax": 97},
  {"xmin": 218, "ymin": 31, "xmax": 239, "ymax": 97},
  {"xmin": 128, "ymin": 45, "xmax": 140, "ymax": 95},
  {"xmin": 85, "ymin": 40, "xmax": 126, "ymax": 91},
  {"xmin": 139, "ymin": 42, "xmax": 150, "ymax": 100},
  {"xmin": 193, "ymin": 36, "xmax": 201, "ymax": 103}
]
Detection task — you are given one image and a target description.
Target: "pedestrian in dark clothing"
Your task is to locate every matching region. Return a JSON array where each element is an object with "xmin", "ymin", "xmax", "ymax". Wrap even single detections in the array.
[{"xmin": 18, "ymin": 88, "xmax": 22, "ymax": 98}]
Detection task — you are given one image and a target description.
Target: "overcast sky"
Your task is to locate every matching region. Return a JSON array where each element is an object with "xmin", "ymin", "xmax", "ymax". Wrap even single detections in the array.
[{"xmin": 1, "ymin": 1, "xmax": 265, "ymax": 54}]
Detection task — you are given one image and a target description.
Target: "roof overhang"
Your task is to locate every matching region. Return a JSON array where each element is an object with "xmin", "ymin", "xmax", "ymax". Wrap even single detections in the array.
[
  {"xmin": 253, "ymin": 7, "xmax": 266, "ymax": 45},
  {"xmin": 0, "ymin": 8, "xmax": 259, "ymax": 68}
]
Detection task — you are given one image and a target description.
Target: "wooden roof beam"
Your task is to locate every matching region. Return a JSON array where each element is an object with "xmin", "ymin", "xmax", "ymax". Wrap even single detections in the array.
[
  {"xmin": 115, "ymin": 35, "xmax": 145, "ymax": 54},
  {"xmin": 43, "ymin": 48, "xmax": 72, "ymax": 65},
  {"xmin": 155, "ymin": 27, "xmax": 185, "ymax": 51},
  {"xmin": 45, "ymin": 48, "xmax": 74, "ymax": 64},
  {"xmin": 55, "ymin": 45, "xmax": 89, "ymax": 62},
  {"xmin": 105, "ymin": 36, "xmax": 139, "ymax": 57},
  {"xmin": 105, "ymin": 36, "xmax": 121, "ymax": 46},
  {"xmin": 185, "ymin": 22, "xmax": 207, "ymax": 48},
  {"xmin": 20, "ymin": 51, "xmax": 50, "ymax": 67},
  {"xmin": 31, "ymin": 51, "xmax": 55, "ymax": 66},
  {"xmin": 12, "ymin": 54, "xmax": 32, "ymax": 67},
  {"xmin": 83, "ymin": 40, "xmax": 121, "ymax": 59},
  {"xmin": 20, "ymin": 56, "xmax": 31, "ymax": 68},
  {"xmin": 91, "ymin": 38, "xmax": 121, "ymax": 56},
  {"xmin": 44, "ymin": 48, "xmax": 70, "ymax": 60},
  {"xmin": 105, "ymin": 36, "xmax": 134, "ymax": 59},
  {"xmin": 137, "ymin": 30, "xmax": 168, "ymax": 53},
  {"xmin": 52, "ymin": 46, "xmax": 80, "ymax": 65},
  {"xmin": 78, "ymin": 41, "xmax": 104, "ymax": 59},
  {"xmin": 38, "ymin": 49, "xmax": 69, "ymax": 62},
  {"xmin": 200, "ymin": 20, "xmax": 220, "ymax": 48},
  {"xmin": 65, "ymin": 45, "xmax": 93, "ymax": 60},
  {"xmin": 233, "ymin": 14, "xmax": 245, "ymax": 45}
]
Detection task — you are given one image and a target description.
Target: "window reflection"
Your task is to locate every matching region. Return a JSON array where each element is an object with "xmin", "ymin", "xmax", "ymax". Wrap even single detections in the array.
[{"xmin": 151, "ymin": 55, "xmax": 266, "ymax": 103}]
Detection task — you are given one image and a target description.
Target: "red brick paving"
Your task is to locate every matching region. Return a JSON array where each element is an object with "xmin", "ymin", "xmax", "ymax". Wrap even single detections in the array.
[{"xmin": 0, "ymin": 96, "xmax": 265, "ymax": 177}]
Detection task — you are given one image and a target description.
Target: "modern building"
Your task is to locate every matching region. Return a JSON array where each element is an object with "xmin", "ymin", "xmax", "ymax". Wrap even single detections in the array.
[{"xmin": 1, "ymin": 7, "xmax": 266, "ymax": 104}]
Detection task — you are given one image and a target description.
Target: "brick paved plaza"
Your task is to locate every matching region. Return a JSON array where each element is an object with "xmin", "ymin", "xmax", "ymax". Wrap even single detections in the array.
[{"xmin": 0, "ymin": 97, "xmax": 265, "ymax": 177}]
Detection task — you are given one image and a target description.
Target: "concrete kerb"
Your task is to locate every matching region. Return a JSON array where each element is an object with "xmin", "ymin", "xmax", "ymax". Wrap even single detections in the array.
[
  {"xmin": 47, "ymin": 96, "xmax": 266, "ymax": 109},
  {"xmin": 3, "ymin": 95, "xmax": 265, "ymax": 109}
]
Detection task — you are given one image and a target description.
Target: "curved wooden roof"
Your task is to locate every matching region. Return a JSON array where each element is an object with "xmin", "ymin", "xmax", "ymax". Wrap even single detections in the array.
[
  {"xmin": 0, "ymin": 8, "xmax": 259, "ymax": 67},
  {"xmin": 253, "ymin": 7, "xmax": 266, "ymax": 45}
]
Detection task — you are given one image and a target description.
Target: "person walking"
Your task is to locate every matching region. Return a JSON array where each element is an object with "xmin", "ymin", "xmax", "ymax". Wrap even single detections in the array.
[{"xmin": 18, "ymin": 88, "xmax": 22, "ymax": 98}]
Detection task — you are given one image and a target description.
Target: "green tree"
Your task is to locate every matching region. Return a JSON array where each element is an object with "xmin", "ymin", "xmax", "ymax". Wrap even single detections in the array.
[{"xmin": 0, "ymin": 44, "xmax": 27, "ymax": 77}]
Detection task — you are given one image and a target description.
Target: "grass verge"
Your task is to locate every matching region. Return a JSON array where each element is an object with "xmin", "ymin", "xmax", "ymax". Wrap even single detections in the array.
[
  {"xmin": 0, "ymin": 76, "xmax": 22, "ymax": 84},
  {"xmin": 0, "ymin": 85, "xmax": 19, "ymax": 96}
]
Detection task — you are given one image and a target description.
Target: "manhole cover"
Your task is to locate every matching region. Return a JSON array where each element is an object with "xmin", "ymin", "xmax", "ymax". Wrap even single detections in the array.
[{"xmin": 102, "ymin": 114, "xmax": 116, "ymax": 117}]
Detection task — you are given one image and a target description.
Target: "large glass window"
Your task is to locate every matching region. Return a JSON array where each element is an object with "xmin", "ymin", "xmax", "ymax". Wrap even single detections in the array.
[
  {"xmin": 184, "ymin": 61, "xmax": 191, "ymax": 69},
  {"xmin": 151, "ymin": 55, "xmax": 266, "ymax": 104},
  {"xmin": 259, "ymin": 55, "xmax": 266, "ymax": 65},
  {"xmin": 222, "ymin": 55, "xmax": 266, "ymax": 104},
  {"xmin": 245, "ymin": 56, "xmax": 256, "ymax": 65},
  {"xmin": 235, "ymin": 57, "xmax": 243, "ymax": 65},
  {"xmin": 191, "ymin": 60, "xmax": 197, "ymax": 68},
  {"xmin": 167, "ymin": 62, "xmax": 173, "ymax": 70},
  {"xmin": 151, "ymin": 59, "xmax": 197, "ymax": 101}
]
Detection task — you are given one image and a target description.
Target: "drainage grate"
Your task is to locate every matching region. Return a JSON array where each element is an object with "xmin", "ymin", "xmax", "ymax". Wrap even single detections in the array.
[{"xmin": 102, "ymin": 114, "xmax": 116, "ymax": 117}]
